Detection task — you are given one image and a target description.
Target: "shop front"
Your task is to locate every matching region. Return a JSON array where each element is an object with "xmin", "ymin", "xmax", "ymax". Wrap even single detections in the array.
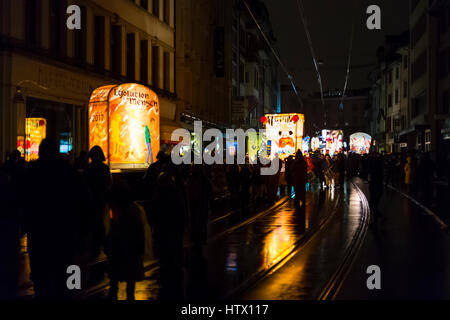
[{"xmin": 1, "ymin": 54, "xmax": 114, "ymax": 163}]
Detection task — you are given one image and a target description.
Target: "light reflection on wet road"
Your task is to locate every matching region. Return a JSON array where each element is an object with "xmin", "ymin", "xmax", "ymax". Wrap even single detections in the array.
[
  {"xmin": 240, "ymin": 181, "xmax": 365, "ymax": 300},
  {"xmin": 93, "ymin": 185, "xmax": 342, "ymax": 300}
]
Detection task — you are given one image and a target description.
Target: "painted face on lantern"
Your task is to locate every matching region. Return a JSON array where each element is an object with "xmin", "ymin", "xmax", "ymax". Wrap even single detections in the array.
[{"xmin": 277, "ymin": 123, "xmax": 295, "ymax": 148}]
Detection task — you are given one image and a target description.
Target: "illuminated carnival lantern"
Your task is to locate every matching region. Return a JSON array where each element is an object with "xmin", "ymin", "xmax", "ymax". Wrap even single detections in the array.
[
  {"xmin": 262, "ymin": 113, "xmax": 305, "ymax": 160},
  {"xmin": 88, "ymin": 83, "xmax": 160, "ymax": 169},
  {"xmin": 349, "ymin": 132, "xmax": 372, "ymax": 154}
]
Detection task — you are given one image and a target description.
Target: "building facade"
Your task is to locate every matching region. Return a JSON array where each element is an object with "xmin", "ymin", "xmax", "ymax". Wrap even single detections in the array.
[{"xmin": 0, "ymin": 0, "xmax": 176, "ymax": 162}]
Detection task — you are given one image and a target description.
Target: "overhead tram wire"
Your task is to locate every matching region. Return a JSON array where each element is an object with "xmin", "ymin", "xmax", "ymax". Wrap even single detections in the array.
[
  {"xmin": 241, "ymin": 0, "xmax": 304, "ymax": 110},
  {"xmin": 295, "ymin": 0, "xmax": 325, "ymax": 107},
  {"xmin": 339, "ymin": 0, "xmax": 357, "ymax": 109}
]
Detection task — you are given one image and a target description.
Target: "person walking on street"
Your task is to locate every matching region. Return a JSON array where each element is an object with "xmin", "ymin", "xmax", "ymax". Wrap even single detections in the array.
[
  {"xmin": 404, "ymin": 155, "xmax": 413, "ymax": 194},
  {"xmin": 105, "ymin": 182, "xmax": 146, "ymax": 301},
  {"xmin": 85, "ymin": 146, "xmax": 111, "ymax": 258},
  {"xmin": 369, "ymin": 152, "xmax": 385, "ymax": 226},
  {"xmin": 292, "ymin": 151, "xmax": 307, "ymax": 208}
]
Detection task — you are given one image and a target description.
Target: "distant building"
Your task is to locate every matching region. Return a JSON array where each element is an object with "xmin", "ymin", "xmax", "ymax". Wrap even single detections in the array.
[{"xmin": 283, "ymin": 88, "xmax": 370, "ymax": 141}]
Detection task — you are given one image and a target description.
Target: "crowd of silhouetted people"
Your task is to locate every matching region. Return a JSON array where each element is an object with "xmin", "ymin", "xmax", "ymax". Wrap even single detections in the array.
[
  {"xmin": 0, "ymin": 138, "xmax": 445, "ymax": 300},
  {"xmin": 0, "ymin": 140, "xmax": 283, "ymax": 300}
]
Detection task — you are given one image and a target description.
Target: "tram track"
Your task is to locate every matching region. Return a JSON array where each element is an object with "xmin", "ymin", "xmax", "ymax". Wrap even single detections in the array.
[{"xmin": 316, "ymin": 181, "xmax": 370, "ymax": 300}]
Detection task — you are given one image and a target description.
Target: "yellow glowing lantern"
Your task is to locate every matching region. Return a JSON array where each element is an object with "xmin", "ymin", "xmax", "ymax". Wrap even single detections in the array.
[
  {"xmin": 25, "ymin": 118, "xmax": 46, "ymax": 162},
  {"xmin": 263, "ymin": 113, "xmax": 305, "ymax": 160},
  {"xmin": 88, "ymin": 83, "xmax": 160, "ymax": 169}
]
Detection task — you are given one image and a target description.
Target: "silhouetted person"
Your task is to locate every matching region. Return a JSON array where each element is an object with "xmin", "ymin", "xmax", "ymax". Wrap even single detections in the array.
[
  {"xmin": 85, "ymin": 146, "xmax": 111, "ymax": 258},
  {"xmin": 24, "ymin": 139, "xmax": 83, "ymax": 299},
  {"xmin": 105, "ymin": 182, "xmax": 145, "ymax": 301},
  {"xmin": 292, "ymin": 151, "xmax": 307, "ymax": 209},
  {"xmin": 239, "ymin": 164, "xmax": 251, "ymax": 216},
  {"xmin": 145, "ymin": 151, "xmax": 185, "ymax": 299},
  {"xmin": 0, "ymin": 161, "xmax": 22, "ymax": 299},
  {"xmin": 417, "ymin": 152, "xmax": 435, "ymax": 205},
  {"xmin": 285, "ymin": 155, "xmax": 295, "ymax": 196},
  {"xmin": 369, "ymin": 152, "xmax": 385, "ymax": 226},
  {"xmin": 188, "ymin": 164, "xmax": 211, "ymax": 255},
  {"xmin": 404, "ymin": 155, "xmax": 413, "ymax": 194},
  {"xmin": 74, "ymin": 151, "xmax": 89, "ymax": 174}
]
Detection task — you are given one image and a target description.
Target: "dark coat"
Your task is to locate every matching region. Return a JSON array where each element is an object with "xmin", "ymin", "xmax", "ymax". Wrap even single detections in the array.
[{"xmin": 106, "ymin": 203, "xmax": 145, "ymax": 282}]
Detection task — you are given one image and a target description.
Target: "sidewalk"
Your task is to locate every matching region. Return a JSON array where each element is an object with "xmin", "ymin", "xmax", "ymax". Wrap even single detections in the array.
[{"xmin": 337, "ymin": 179, "xmax": 450, "ymax": 299}]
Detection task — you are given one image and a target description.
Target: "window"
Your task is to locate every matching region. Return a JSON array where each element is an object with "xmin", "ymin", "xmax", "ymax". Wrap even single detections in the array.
[
  {"xmin": 73, "ymin": 5, "xmax": 87, "ymax": 63},
  {"xmin": 49, "ymin": 0, "xmax": 67, "ymax": 56},
  {"xmin": 388, "ymin": 71, "xmax": 392, "ymax": 84},
  {"xmin": 94, "ymin": 16, "xmax": 105, "ymax": 69},
  {"xmin": 140, "ymin": 40, "xmax": 148, "ymax": 84},
  {"xmin": 163, "ymin": 52, "xmax": 170, "ymax": 91},
  {"xmin": 388, "ymin": 94, "xmax": 393, "ymax": 107},
  {"xmin": 163, "ymin": 0, "xmax": 170, "ymax": 24},
  {"xmin": 395, "ymin": 67, "xmax": 399, "ymax": 79},
  {"xmin": 25, "ymin": 0, "xmax": 41, "ymax": 47},
  {"xmin": 111, "ymin": 25, "xmax": 122, "ymax": 75},
  {"xmin": 412, "ymin": 50, "xmax": 427, "ymax": 83},
  {"xmin": 152, "ymin": 46, "xmax": 159, "ymax": 87},
  {"xmin": 412, "ymin": 93, "xmax": 427, "ymax": 118},
  {"xmin": 403, "ymin": 81, "xmax": 407, "ymax": 98},
  {"xmin": 153, "ymin": 0, "xmax": 160, "ymax": 19},
  {"xmin": 245, "ymin": 72, "xmax": 249, "ymax": 83},
  {"xmin": 254, "ymin": 70, "xmax": 258, "ymax": 90},
  {"xmin": 141, "ymin": 0, "xmax": 149, "ymax": 10},
  {"xmin": 126, "ymin": 33, "xmax": 136, "ymax": 80},
  {"xmin": 411, "ymin": 12, "xmax": 426, "ymax": 47},
  {"xmin": 395, "ymin": 88, "xmax": 399, "ymax": 104},
  {"xmin": 403, "ymin": 55, "xmax": 408, "ymax": 69},
  {"xmin": 239, "ymin": 62, "xmax": 244, "ymax": 85}
]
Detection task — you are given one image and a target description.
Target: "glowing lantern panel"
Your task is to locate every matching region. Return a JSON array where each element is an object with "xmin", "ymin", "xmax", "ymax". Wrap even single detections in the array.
[
  {"xmin": 89, "ymin": 83, "xmax": 160, "ymax": 168},
  {"xmin": 25, "ymin": 118, "xmax": 46, "ymax": 162},
  {"xmin": 264, "ymin": 113, "xmax": 305, "ymax": 160},
  {"xmin": 350, "ymin": 132, "xmax": 372, "ymax": 154}
]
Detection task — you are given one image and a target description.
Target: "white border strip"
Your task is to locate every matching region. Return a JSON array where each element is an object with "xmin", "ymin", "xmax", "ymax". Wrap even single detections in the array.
[{"xmin": 387, "ymin": 185, "xmax": 449, "ymax": 232}]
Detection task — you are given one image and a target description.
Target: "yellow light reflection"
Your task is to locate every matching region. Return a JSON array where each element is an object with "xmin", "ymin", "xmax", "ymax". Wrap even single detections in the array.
[{"xmin": 262, "ymin": 213, "xmax": 297, "ymax": 270}]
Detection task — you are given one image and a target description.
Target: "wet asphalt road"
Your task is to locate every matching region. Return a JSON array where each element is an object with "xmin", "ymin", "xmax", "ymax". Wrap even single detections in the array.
[
  {"xmin": 240, "ymin": 180, "xmax": 365, "ymax": 300},
  {"xmin": 336, "ymin": 179, "xmax": 450, "ymax": 300},
  {"xmin": 91, "ymin": 184, "xmax": 341, "ymax": 300},
  {"xmin": 91, "ymin": 177, "xmax": 450, "ymax": 300}
]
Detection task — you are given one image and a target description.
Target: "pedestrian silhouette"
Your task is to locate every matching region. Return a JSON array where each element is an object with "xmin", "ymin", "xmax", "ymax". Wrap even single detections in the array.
[
  {"xmin": 85, "ymin": 146, "xmax": 111, "ymax": 258},
  {"xmin": 105, "ymin": 182, "xmax": 145, "ymax": 301}
]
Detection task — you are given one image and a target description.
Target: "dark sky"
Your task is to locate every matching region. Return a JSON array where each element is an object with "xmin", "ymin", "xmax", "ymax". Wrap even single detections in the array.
[{"xmin": 264, "ymin": 0, "xmax": 410, "ymax": 93}]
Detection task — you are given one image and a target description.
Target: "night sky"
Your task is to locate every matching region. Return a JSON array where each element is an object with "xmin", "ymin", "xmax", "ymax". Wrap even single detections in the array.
[{"xmin": 264, "ymin": 0, "xmax": 410, "ymax": 94}]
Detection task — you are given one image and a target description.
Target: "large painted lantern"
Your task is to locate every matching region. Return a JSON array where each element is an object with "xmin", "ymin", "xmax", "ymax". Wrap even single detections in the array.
[
  {"xmin": 88, "ymin": 83, "xmax": 160, "ymax": 169},
  {"xmin": 320, "ymin": 129, "xmax": 343, "ymax": 156},
  {"xmin": 263, "ymin": 113, "xmax": 305, "ymax": 160},
  {"xmin": 350, "ymin": 132, "xmax": 372, "ymax": 154}
]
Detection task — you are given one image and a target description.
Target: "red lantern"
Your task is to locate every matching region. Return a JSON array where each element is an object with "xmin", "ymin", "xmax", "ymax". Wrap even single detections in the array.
[
  {"xmin": 39, "ymin": 119, "xmax": 45, "ymax": 127},
  {"xmin": 260, "ymin": 116, "xmax": 267, "ymax": 124},
  {"xmin": 292, "ymin": 115, "xmax": 299, "ymax": 123}
]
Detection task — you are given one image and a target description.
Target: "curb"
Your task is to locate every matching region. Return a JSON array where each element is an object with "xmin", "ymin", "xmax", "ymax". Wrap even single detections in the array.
[{"xmin": 387, "ymin": 184, "xmax": 449, "ymax": 234}]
